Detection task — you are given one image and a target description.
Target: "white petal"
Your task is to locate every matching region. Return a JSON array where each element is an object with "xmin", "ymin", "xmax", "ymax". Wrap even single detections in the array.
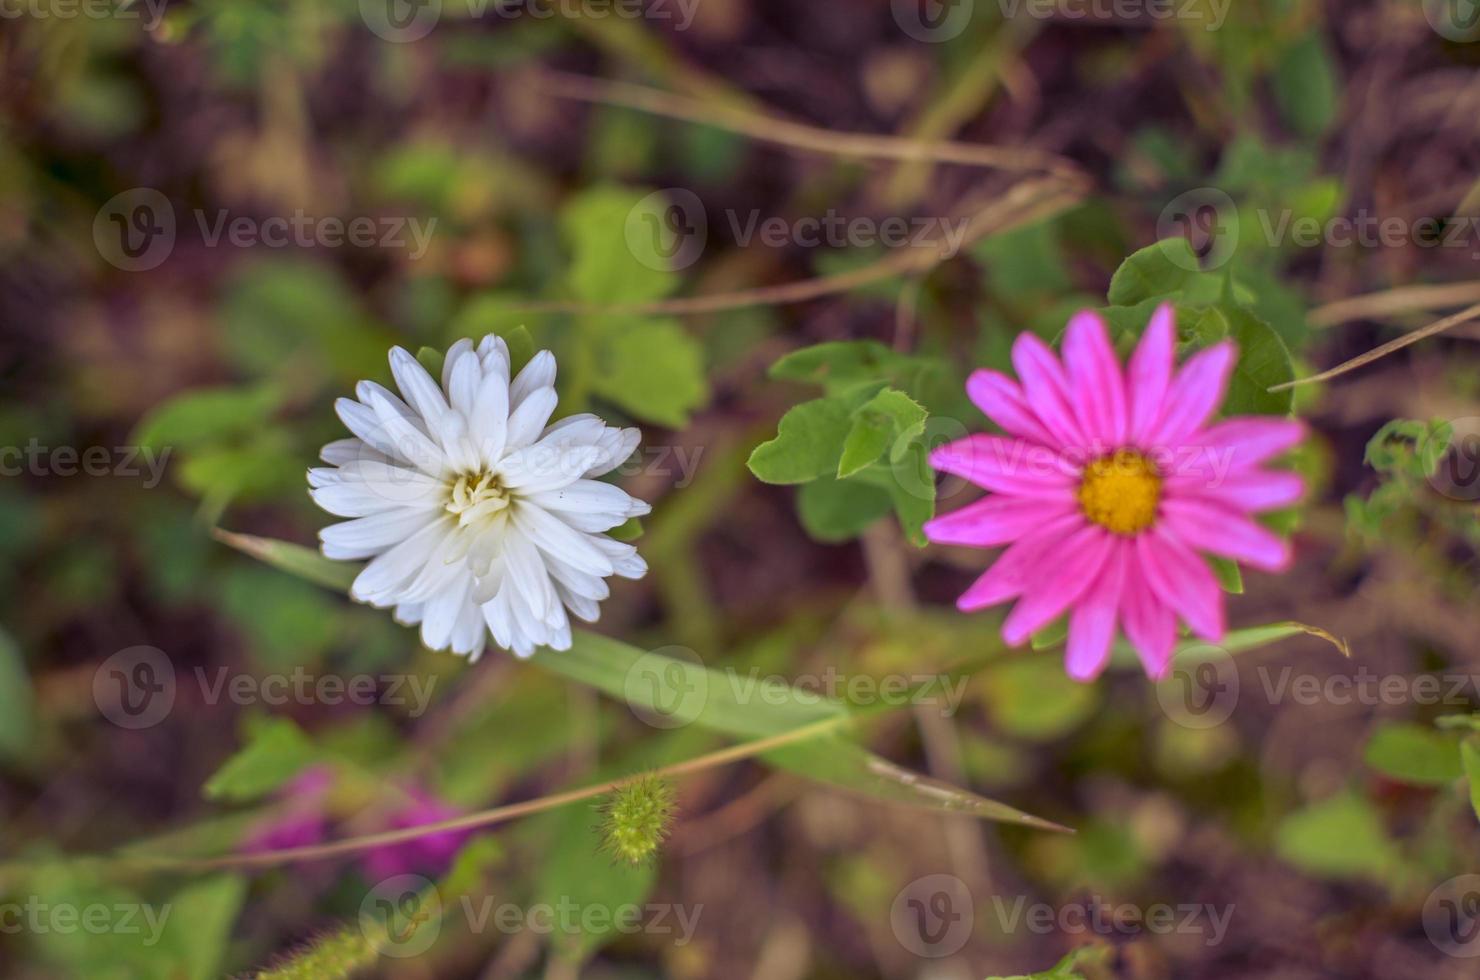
[
  {"xmin": 442, "ymin": 339, "xmax": 476, "ymax": 392},
  {"xmin": 513, "ymin": 503, "xmax": 615, "ymax": 577},
  {"xmin": 477, "ymin": 335, "xmax": 510, "ymax": 383},
  {"xmin": 420, "ymin": 573, "xmax": 471, "ymax": 651},
  {"xmin": 544, "ymin": 551, "xmax": 611, "ymax": 602},
  {"xmin": 510, "ymin": 350, "xmax": 556, "ymax": 409},
  {"xmin": 589, "ymin": 534, "xmax": 647, "ymax": 580},
  {"xmin": 586, "ymin": 427, "xmax": 641, "ymax": 478},
  {"xmin": 391, "ymin": 346, "xmax": 449, "ymax": 417},
  {"xmin": 320, "ymin": 509, "xmax": 438, "ymax": 560},
  {"xmin": 504, "ymin": 387, "xmax": 558, "ymax": 452},
  {"xmin": 352, "ymin": 521, "xmax": 450, "ymax": 604},
  {"xmin": 446, "ymin": 347, "xmax": 482, "ymax": 420},
  {"xmin": 320, "ymin": 438, "xmax": 388, "ymax": 466},
  {"xmin": 528, "ymin": 480, "xmax": 648, "ymax": 532},
  {"xmin": 368, "ymin": 391, "xmax": 447, "ymax": 477},
  {"xmin": 470, "ymin": 369, "xmax": 510, "ymax": 466},
  {"xmin": 498, "ymin": 441, "xmax": 602, "ymax": 494},
  {"xmin": 336, "ymin": 398, "xmax": 406, "ymax": 462}
]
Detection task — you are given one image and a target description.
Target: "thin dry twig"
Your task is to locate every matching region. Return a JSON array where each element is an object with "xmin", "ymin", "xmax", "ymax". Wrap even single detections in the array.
[
  {"xmin": 531, "ymin": 71, "xmax": 1081, "ymax": 178},
  {"xmin": 1270, "ymin": 301, "xmax": 1480, "ymax": 391},
  {"xmin": 496, "ymin": 176, "xmax": 1088, "ymax": 318},
  {"xmin": 1309, "ymin": 282, "xmax": 1480, "ymax": 328}
]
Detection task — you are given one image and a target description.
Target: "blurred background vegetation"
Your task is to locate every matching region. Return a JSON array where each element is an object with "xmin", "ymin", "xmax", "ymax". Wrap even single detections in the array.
[{"xmin": 2, "ymin": 0, "xmax": 1480, "ymax": 977}]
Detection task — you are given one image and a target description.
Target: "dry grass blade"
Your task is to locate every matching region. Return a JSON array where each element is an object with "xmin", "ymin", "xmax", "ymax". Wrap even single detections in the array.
[
  {"xmin": 1309, "ymin": 282, "xmax": 1480, "ymax": 328},
  {"xmin": 1270, "ymin": 301, "xmax": 1480, "ymax": 391},
  {"xmin": 531, "ymin": 70, "xmax": 1081, "ymax": 178},
  {"xmin": 498, "ymin": 176, "xmax": 1088, "ymax": 318}
]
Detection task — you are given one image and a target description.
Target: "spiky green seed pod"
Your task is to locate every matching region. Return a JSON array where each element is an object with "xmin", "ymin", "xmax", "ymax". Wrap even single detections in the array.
[
  {"xmin": 597, "ymin": 775, "xmax": 677, "ymax": 867},
  {"xmin": 254, "ymin": 926, "xmax": 379, "ymax": 980}
]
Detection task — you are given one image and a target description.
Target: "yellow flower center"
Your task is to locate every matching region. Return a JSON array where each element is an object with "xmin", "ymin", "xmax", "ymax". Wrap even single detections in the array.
[
  {"xmin": 446, "ymin": 469, "xmax": 511, "ymax": 528},
  {"xmin": 1078, "ymin": 450, "xmax": 1162, "ymax": 535}
]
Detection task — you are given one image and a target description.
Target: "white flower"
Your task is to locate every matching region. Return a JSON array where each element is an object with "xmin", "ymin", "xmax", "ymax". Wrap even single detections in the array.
[{"xmin": 308, "ymin": 336, "xmax": 650, "ymax": 660}]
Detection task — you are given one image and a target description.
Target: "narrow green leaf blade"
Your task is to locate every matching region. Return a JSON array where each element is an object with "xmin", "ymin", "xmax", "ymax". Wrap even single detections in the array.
[{"xmin": 214, "ymin": 529, "xmax": 359, "ymax": 593}]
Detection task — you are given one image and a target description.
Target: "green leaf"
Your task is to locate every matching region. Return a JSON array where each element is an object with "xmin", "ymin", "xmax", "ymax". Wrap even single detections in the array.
[
  {"xmin": 1115, "ymin": 620, "xmax": 1349, "ymax": 665},
  {"xmin": 214, "ymin": 529, "xmax": 359, "ymax": 592},
  {"xmin": 131, "ymin": 384, "xmax": 282, "ymax": 451},
  {"xmin": 1274, "ymin": 792, "xmax": 1401, "ymax": 882},
  {"xmin": 0, "ymin": 626, "xmax": 34, "ymax": 760},
  {"xmin": 1207, "ymin": 555, "xmax": 1245, "ymax": 594},
  {"xmin": 561, "ymin": 185, "xmax": 677, "ymax": 304},
  {"xmin": 768, "ymin": 340, "xmax": 910, "ymax": 392},
  {"xmin": 1364, "ymin": 419, "xmax": 1452, "ymax": 478},
  {"xmin": 416, "ymin": 345, "xmax": 445, "ymax": 378},
  {"xmin": 536, "ymin": 634, "xmax": 1066, "ymax": 831},
  {"xmin": 532, "ymin": 632, "xmax": 843, "ymax": 739},
  {"xmin": 764, "ymin": 735, "xmax": 1069, "ymax": 832},
  {"xmin": 202, "ymin": 717, "xmax": 316, "ymax": 803},
  {"xmin": 161, "ymin": 875, "xmax": 248, "ymax": 980},
  {"xmin": 608, "ymin": 516, "xmax": 644, "ymax": 542},
  {"xmin": 747, "ymin": 396, "xmax": 857, "ymax": 485},
  {"xmin": 1364, "ymin": 723, "xmax": 1463, "ymax": 786},
  {"xmin": 590, "ymin": 319, "xmax": 708, "ymax": 428},
  {"xmin": 838, "ymin": 388, "xmax": 927, "ymax": 479},
  {"xmin": 504, "ymin": 324, "xmax": 536, "ymax": 376},
  {"xmin": 1106, "ymin": 239, "xmax": 1204, "ymax": 306},
  {"xmin": 1219, "ymin": 304, "xmax": 1295, "ymax": 416},
  {"xmin": 797, "ymin": 477, "xmax": 893, "ymax": 542},
  {"xmin": 1463, "ymin": 738, "xmax": 1480, "ymax": 823},
  {"xmin": 1273, "ymin": 31, "xmax": 1340, "ymax": 139},
  {"xmin": 534, "ymin": 801, "xmax": 658, "ymax": 963},
  {"xmin": 986, "ymin": 941, "xmax": 1115, "ymax": 979}
]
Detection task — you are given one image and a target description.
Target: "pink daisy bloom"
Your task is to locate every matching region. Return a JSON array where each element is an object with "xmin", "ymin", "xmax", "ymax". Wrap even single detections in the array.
[{"xmin": 924, "ymin": 303, "xmax": 1304, "ymax": 682}]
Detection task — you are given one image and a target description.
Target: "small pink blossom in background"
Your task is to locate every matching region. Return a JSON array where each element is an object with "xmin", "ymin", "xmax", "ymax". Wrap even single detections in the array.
[
  {"xmin": 360, "ymin": 788, "xmax": 472, "ymax": 880},
  {"xmin": 924, "ymin": 303, "xmax": 1304, "ymax": 682},
  {"xmin": 245, "ymin": 767, "xmax": 471, "ymax": 879}
]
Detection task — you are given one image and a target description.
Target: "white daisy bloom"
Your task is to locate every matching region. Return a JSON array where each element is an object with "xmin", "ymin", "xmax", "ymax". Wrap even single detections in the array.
[{"xmin": 309, "ymin": 336, "xmax": 650, "ymax": 660}]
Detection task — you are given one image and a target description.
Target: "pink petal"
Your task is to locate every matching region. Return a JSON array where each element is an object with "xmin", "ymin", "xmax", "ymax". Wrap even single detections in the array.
[
  {"xmin": 929, "ymin": 435, "xmax": 1079, "ymax": 497},
  {"xmin": 1143, "ymin": 342, "xmax": 1236, "ymax": 450},
  {"xmin": 956, "ymin": 512, "xmax": 1084, "ymax": 611},
  {"xmin": 924, "ymin": 495, "xmax": 1078, "ymax": 549},
  {"xmin": 1120, "ymin": 555, "xmax": 1178, "ymax": 679},
  {"xmin": 1001, "ymin": 525, "xmax": 1114, "ymax": 646},
  {"xmin": 1065, "ymin": 540, "xmax": 1129, "ymax": 682},
  {"xmin": 1062, "ymin": 311, "xmax": 1128, "ymax": 448},
  {"xmin": 1166, "ymin": 470, "xmax": 1305, "ymax": 513},
  {"xmin": 966, "ymin": 370, "xmax": 1058, "ymax": 447},
  {"xmin": 1011, "ymin": 332, "xmax": 1087, "ymax": 449},
  {"xmin": 1159, "ymin": 498, "xmax": 1293, "ymax": 572},
  {"xmin": 1127, "ymin": 303, "xmax": 1176, "ymax": 445},
  {"xmin": 1177, "ymin": 418, "xmax": 1307, "ymax": 478},
  {"xmin": 1136, "ymin": 529, "xmax": 1226, "ymax": 642}
]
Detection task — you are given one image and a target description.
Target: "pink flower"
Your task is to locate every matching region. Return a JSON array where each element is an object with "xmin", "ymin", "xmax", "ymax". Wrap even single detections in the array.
[
  {"xmin": 924, "ymin": 304, "xmax": 1304, "ymax": 682},
  {"xmin": 360, "ymin": 789, "xmax": 473, "ymax": 880}
]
